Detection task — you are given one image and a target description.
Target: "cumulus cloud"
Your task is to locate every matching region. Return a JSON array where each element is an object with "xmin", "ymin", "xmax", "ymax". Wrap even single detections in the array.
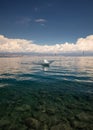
[
  {"xmin": 0, "ymin": 34, "xmax": 93, "ymax": 53},
  {"xmin": 76, "ymin": 35, "xmax": 93, "ymax": 51}
]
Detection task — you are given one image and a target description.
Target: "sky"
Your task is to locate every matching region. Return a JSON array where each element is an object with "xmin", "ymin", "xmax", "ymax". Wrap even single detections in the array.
[{"xmin": 0, "ymin": 0, "xmax": 93, "ymax": 53}]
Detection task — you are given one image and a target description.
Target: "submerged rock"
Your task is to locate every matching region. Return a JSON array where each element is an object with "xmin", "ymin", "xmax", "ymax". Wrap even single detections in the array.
[
  {"xmin": 40, "ymin": 123, "xmax": 49, "ymax": 130},
  {"xmin": 0, "ymin": 118, "xmax": 10, "ymax": 128},
  {"xmin": 71, "ymin": 120, "xmax": 87, "ymax": 129},
  {"xmin": 15, "ymin": 104, "xmax": 31, "ymax": 112},
  {"xmin": 39, "ymin": 113, "xmax": 49, "ymax": 122},
  {"xmin": 24, "ymin": 117, "xmax": 40, "ymax": 129},
  {"xmin": 46, "ymin": 107, "xmax": 56, "ymax": 115},
  {"xmin": 50, "ymin": 122, "xmax": 72, "ymax": 130},
  {"xmin": 75, "ymin": 112, "xmax": 93, "ymax": 122}
]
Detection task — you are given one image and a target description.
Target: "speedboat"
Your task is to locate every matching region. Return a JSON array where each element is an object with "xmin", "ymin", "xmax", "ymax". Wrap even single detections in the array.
[
  {"xmin": 33, "ymin": 59, "xmax": 54, "ymax": 67},
  {"xmin": 41, "ymin": 59, "xmax": 51, "ymax": 67}
]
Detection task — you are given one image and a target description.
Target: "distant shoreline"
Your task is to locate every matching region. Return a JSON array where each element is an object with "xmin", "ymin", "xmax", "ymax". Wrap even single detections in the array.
[{"xmin": 0, "ymin": 52, "xmax": 93, "ymax": 57}]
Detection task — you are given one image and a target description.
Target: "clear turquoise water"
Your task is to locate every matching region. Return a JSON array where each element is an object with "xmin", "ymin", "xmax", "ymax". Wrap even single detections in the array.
[{"xmin": 0, "ymin": 56, "xmax": 93, "ymax": 130}]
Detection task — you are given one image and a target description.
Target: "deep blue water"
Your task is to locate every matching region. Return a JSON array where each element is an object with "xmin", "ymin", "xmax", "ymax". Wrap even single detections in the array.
[{"xmin": 0, "ymin": 56, "xmax": 93, "ymax": 130}]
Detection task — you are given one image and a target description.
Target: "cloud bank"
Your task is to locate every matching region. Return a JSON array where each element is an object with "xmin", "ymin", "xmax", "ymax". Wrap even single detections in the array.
[{"xmin": 0, "ymin": 34, "xmax": 93, "ymax": 54}]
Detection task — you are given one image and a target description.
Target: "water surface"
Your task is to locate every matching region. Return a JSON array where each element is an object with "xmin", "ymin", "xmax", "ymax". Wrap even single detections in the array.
[{"xmin": 0, "ymin": 56, "xmax": 93, "ymax": 130}]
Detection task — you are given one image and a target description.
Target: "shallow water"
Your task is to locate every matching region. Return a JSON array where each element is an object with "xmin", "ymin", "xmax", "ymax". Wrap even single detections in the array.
[{"xmin": 0, "ymin": 55, "xmax": 93, "ymax": 130}]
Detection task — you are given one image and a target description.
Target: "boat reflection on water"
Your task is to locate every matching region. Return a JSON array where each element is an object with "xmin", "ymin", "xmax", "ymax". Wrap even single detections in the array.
[{"xmin": 43, "ymin": 66, "xmax": 49, "ymax": 71}]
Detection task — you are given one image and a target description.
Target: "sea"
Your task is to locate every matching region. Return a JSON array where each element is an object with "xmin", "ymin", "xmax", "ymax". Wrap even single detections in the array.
[{"xmin": 0, "ymin": 55, "xmax": 93, "ymax": 130}]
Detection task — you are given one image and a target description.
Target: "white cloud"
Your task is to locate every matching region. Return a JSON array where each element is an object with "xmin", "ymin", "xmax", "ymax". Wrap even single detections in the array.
[
  {"xmin": 0, "ymin": 35, "xmax": 93, "ymax": 53},
  {"xmin": 16, "ymin": 17, "xmax": 32, "ymax": 25},
  {"xmin": 35, "ymin": 19, "xmax": 47, "ymax": 23},
  {"xmin": 76, "ymin": 35, "xmax": 93, "ymax": 51},
  {"xmin": 34, "ymin": 7, "xmax": 38, "ymax": 12}
]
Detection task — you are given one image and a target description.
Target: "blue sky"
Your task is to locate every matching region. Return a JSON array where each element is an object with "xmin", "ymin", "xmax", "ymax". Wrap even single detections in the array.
[{"xmin": 0, "ymin": 0, "xmax": 93, "ymax": 45}]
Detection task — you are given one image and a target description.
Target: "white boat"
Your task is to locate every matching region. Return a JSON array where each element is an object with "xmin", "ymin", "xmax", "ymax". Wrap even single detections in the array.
[{"xmin": 33, "ymin": 59, "xmax": 54, "ymax": 67}]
